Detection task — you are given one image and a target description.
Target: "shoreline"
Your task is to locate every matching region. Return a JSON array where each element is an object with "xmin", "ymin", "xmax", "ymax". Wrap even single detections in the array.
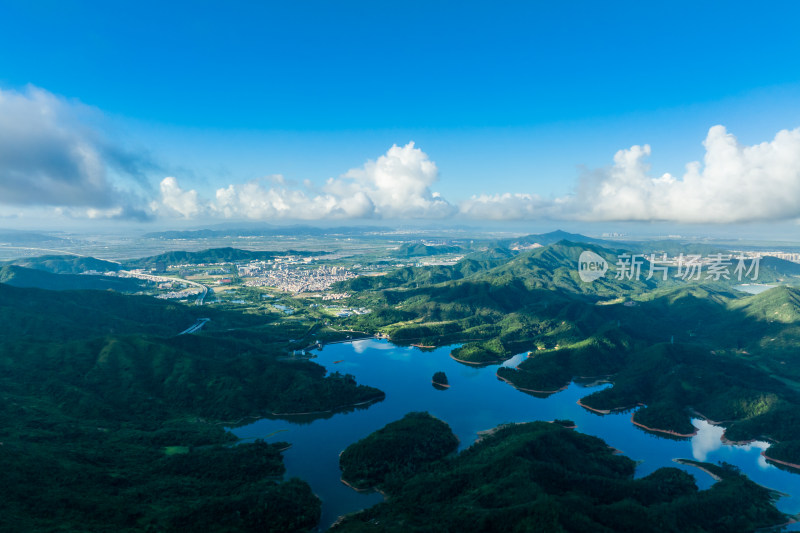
[
  {"xmin": 688, "ymin": 408, "xmax": 730, "ymax": 426},
  {"xmin": 721, "ymin": 434, "xmax": 758, "ymax": 446},
  {"xmin": 449, "ymin": 352, "xmax": 503, "ymax": 365},
  {"xmin": 630, "ymin": 414, "xmax": 697, "ymax": 438},
  {"xmin": 495, "ymin": 372, "xmax": 568, "ymax": 395},
  {"xmin": 476, "ymin": 422, "xmax": 521, "ymax": 443},
  {"xmin": 673, "ymin": 459, "xmax": 722, "ymax": 481},
  {"xmin": 576, "ymin": 398, "xmax": 611, "ymax": 414},
  {"xmin": 270, "ymin": 394, "xmax": 385, "ymax": 417},
  {"xmin": 573, "ymin": 377, "xmax": 613, "ymax": 387},
  {"xmin": 339, "ymin": 476, "xmax": 384, "ymax": 494},
  {"xmin": 754, "ymin": 517, "xmax": 799, "ymax": 533},
  {"xmin": 761, "ymin": 452, "xmax": 800, "ymax": 471}
]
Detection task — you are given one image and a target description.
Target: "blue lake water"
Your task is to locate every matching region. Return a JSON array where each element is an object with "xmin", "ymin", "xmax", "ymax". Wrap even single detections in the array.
[{"xmin": 233, "ymin": 339, "xmax": 800, "ymax": 531}]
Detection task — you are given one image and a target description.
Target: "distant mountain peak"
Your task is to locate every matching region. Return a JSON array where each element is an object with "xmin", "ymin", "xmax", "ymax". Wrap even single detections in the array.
[{"xmin": 502, "ymin": 230, "xmax": 609, "ymax": 249}]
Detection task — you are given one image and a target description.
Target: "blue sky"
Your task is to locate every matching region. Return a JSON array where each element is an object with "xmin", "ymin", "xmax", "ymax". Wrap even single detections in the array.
[{"xmin": 2, "ymin": 1, "xmax": 800, "ymax": 229}]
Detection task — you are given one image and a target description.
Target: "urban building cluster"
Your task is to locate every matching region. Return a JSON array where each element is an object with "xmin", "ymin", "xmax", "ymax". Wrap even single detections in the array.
[
  {"xmin": 242, "ymin": 263, "xmax": 356, "ymax": 293},
  {"xmin": 749, "ymin": 251, "xmax": 800, "ymax": 263}
]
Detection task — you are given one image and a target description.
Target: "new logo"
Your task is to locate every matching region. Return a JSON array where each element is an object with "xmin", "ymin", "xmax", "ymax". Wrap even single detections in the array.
[{"xmin": 578, "ymin": 251, "xmax": 608, "ymax": 282}]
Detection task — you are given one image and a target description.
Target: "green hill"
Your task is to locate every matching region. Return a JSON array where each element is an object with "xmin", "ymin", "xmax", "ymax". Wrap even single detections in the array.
[
  {"xmin": 6, "ymin": 254, "xmax": 121, "ymax": 273},
  {"xmin": 0, "ymin": 285, "xmax": 382, "ymax": 415},
  {"xmin": 342, "ymin": 247, "xmax": 513, "ymax": 292},
  {"xmin": 390, "ymin": 242, "xmax": 462, "ymax": 258},
  {"xmin": 580, "ymin": 343, "xmax": 795, "ymax": 434},
  {"xmin": 0, "ymin": 229, "xmax": 66, "ymax": 245},
  {"xmin": 126, "ymin": 247, "xmax": 323, "ymax": 268},
  {"xmin": 476, "ymin": 240, "xmax": 657, "ymax": 297},
  {"xmin": 500, "ymin": 229, "xmax": 610, "ymax": 248},
  {"xmin": 339, "ymin": 412, "xmax": 458, "ymax": 492},
  {"xmin": 0, "ymin": 281, "xmax": 210, "ymax": 340},
  {"xmin": 333, "ymin": 421, "xmax": 786, "ymax": 532},
  {"xmin": 0, "ymin": 283, "xmax": 383, "ymax": 531},
  {"xmin": 336, "ymin": 242, "xmax": 800, "ymax": 463},
  {"xmin": 730, "ymin": 285, "xmax": 800, "ymax": 323},
  {"xmin": 0, "ymin": 265, "xmax": 143, "ymax": 292}
]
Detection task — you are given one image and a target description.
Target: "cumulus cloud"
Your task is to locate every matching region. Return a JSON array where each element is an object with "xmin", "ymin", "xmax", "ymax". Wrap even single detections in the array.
[
  {"xmin": 213, "ymin": 179, "xmax": 371, "ymax": 220},
  {"xmin": 153, "ymin": 177, "xmax": 207, "ymax": 218},
  {"xmin": 150, "ymin": 125, "xmax": 800, "ymax": 224},
  {"xmin": 456, "ymin": 125, "xmax": 800, "ymax": 223},
  {"xmin": 332, "ymin": 142, "xmax": 455, "ymax": 218},
  {"xmin": 154, "ymin": 142, "xmax": 454, "ymax": 221},
  {"xmin": 557, "ymin": 125, "xmax": 800, "ymax": 223},
  {"xmin": 0, "ymin": 86, "xmax": 154, "ymax": 219}
]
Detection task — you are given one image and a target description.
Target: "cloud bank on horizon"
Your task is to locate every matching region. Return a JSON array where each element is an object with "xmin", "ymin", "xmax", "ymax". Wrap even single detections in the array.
[
  {"xmin": 141, "ymin": 125, "xmax": 800, "ymax": 225},
  {"xmin": 2, "ymin": 87, "xmax": 800, "ymax": 225}
]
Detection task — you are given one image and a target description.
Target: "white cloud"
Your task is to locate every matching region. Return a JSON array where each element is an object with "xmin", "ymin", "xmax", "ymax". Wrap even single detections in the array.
[
  {"xmin": 0, "ymin": 86, "xmax": 154, "ymax": 219},
  {"xmin": 459, "ymin": 192, "xmax": 549, "ymax": 220},
  {"xmin": 154, "ymin": 142, "xmax": 454, "ymax": 221},
  {"xmin": 556, "ymin": 125, "xmax": 800, "ymax": 223},
  {"xmin": 332, "ymin": 142, "xmax": 455, "ymax": 219},
  {"xmin": 150, "ymin": 125, "xmax": 800, "ymax": 224},
  {"xmin": 213, "ymin": 179, "xmax": 372, "ymax": 220},
  {"xmin": 454, "ymin": 125, "xmax": 800, "ymax": 223},
  {"xmin": 153, "ymin": 177, "xmax": 207, "ymax": 218}
]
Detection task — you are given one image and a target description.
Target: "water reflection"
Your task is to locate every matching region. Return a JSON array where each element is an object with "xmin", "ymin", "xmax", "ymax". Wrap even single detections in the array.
[
  {"xmin": 691, "ymin": 420, "xmax": 771, "ymax": 468},
  {"xmin": 234, "ymin": 340, "xmax": 800, "ymax": 530}
]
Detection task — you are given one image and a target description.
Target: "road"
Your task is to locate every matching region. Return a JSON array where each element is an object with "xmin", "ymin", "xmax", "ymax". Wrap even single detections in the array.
[
  {"xmin": 119, "ymin": 270, "xmax": 209, "ymax": 305},
  {"xmin": 178, "ymin": 318, "xmax": 211, "ymax": 335}
]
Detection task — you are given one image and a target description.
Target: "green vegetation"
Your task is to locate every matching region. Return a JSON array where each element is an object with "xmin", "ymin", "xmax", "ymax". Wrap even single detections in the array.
[
  {"xmin": 4, "ymin": 235, "xmax": 800, "ymax": 530},
  {"xmin": 579, "ymin": 343, "xmax": 796, "ymax": 435},
  {"xmin": 390, "ymin": 242, "xmax": 462, "ymax": 258},
  {"xmin": 332, "ymin": 240, "xmax": 800, "ymax": 462},
  {"xmin": 333, "ymin": 421, "xmax": 787, "ymax": 532},
  {"xmin": 341, "ymin": 247, "xmax": 514, "ymax": 292},
  {"xmin": 0, "ymin": 281, "xmax": 240, "ymax": 339},
  {"xmin": 497, "ymin": 328, "xmax": 633, "ymax": 393},
  {"xmin": 5, "ymin": 254, "xmax": 121, "ymax": 273},
  {"xmin": 432, "ymin": 371, "xmax": 449, "ymax": 386},
  {"xmin": 0, "ymin": 282, "xmax": 382, "ymax": 531},
  {"xmin": 451, "ymin": 338, "xmax": 508, "ymax": 364},
  {"xmin": 1, "ymin": 435, "xmax": 320, "ymax": 532},
  {"xmin": 0, "ymin": 264, "xmax": 144, "ymax": 291},
  {"xmin": 339, "ymin": 412, "xmax": 459, "ymax": 492}
]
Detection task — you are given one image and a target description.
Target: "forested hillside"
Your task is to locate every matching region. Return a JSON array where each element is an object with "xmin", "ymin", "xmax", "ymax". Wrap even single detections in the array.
[
  {"xmin": 0, "ymin": 283, "xmax": 382, "ymax": 532},
  {"xmin": 334, "ymin": 240, "xmax": 800, "ymax": 464},
  {"xmin": 333, "ymin": 421, "xmax": 787, "ymax": 532}
]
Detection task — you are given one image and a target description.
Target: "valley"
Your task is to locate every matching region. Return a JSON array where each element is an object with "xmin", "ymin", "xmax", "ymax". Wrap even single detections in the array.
[{"xmin": 2, "ymin": 229, "xmax": 800, "ymax": 531}]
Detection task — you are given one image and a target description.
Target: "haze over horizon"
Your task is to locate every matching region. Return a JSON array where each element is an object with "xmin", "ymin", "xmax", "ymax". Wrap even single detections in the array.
[{"xmin": 2, "ymin": 2, "xmax": 800, "ymax": 231}]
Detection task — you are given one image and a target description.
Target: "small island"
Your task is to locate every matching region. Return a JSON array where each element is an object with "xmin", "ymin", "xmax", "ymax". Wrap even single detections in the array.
[
  {"xmin": 339, "ymin": 412, "xmax": 458, "ymax": 493},
  {"xmin": 432, "ymin": 371, "xmax": 450, "ymax": 389}
]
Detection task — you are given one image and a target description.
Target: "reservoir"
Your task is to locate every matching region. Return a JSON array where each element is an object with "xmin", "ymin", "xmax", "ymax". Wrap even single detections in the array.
[{"xmin": 233, "ymin": 339, "xmax": 800, "ymax": 530}]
